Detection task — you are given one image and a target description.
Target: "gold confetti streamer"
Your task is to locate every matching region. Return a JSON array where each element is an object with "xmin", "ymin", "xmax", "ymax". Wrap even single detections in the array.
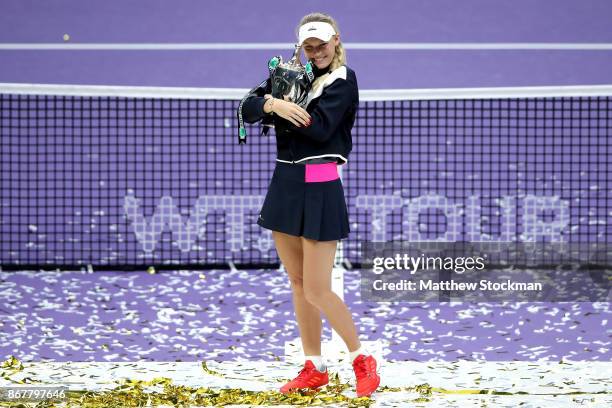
[
  {"xmin": 0, "ymin": 356, "xmax": 23, "ymax": 371},
  {"xmin": 0, "ymin": 359, "xmax": 609, "ymax": 408},
  {"xmin": 0, "ymin": 356, "xmax": 39, "ymax": 385},
  {"xmin": 200, "ymin": 361, "xmax": 223, "ymax": 377}
]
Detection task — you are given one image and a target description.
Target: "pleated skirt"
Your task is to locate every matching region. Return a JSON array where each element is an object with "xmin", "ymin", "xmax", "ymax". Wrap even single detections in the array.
[{"xmin": 257, "ymin": 161, "xmax": 350, "ymax": 241}]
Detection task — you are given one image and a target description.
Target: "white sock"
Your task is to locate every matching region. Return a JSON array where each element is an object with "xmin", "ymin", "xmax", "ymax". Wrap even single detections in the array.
[
  {"xmin": 305, "ymin": 355, "xmax": 326, "ymax": 372},
  {"xmin": 349, "ymin": 345, "xmax": 369, "ymax": 363}
]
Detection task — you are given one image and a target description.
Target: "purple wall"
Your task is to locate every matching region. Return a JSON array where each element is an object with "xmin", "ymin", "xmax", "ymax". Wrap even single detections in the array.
[{"xmin": 1, "ymin": 0, "xmax": 611, "ymax": 88}]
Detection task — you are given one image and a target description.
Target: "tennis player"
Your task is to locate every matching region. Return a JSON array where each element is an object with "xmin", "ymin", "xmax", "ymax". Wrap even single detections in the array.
[{"xmin": 240, "ymin": 12, "xmax": 381, "ymax": 398}]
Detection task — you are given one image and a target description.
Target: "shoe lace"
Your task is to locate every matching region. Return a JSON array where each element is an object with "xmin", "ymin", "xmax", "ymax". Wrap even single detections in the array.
[
  {"xmin": 353, "ymin": 358, "xmax": 369, "ymax": 378},
  {"xmin": 295, "ymin": 365, "xmax": 315, "ymax": 381}
]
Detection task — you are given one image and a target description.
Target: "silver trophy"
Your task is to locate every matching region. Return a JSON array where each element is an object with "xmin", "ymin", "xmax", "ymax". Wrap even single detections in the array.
[
  {"xmin": 268, "ymin": 44, "xmax": 315, "ymax": 107},
  {"xmin": 237, "ymin": 44, "xmax": 314, "ymax": 144}
]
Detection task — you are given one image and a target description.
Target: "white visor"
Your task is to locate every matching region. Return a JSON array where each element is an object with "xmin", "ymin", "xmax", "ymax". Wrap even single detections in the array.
[{"xmin": 298, "ymin": 22, "xmax": 336, "ymax": 45}]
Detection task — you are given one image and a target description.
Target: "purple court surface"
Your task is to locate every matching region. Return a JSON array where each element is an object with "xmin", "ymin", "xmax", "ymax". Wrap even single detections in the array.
[{"xmin": 0, "ymin": 269, "xmax": 609, "ymax": 362}]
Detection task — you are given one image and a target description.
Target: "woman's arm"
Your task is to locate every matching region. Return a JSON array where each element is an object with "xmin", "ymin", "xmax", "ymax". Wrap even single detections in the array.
[
  {"xmin": 241, "ymin": 79, "xmax": 272, "ymax": 124},
  {"xmin": 238, "ymin": 75, "xmax": 312, "ymax": 138}
]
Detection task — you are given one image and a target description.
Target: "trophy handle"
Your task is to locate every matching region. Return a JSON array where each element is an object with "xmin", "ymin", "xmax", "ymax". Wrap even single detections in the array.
[
  {"xmin": 288, "ymin": 43, "xmax": 303, "ymax": 66},
  {"xmin": 268, "ymin": 56, "xmax": 281, "ymax": 73},
  {"xmin": 304, "ymin": 60, "xmax": 314, "ymax": 83},
  {"xmin": 291, "ymin": 44, "xmax": 315, "ymax": 83}
]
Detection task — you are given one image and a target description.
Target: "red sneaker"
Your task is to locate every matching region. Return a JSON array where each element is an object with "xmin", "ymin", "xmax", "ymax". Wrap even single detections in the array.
[
  {"xmin": 279, "ymin": 360, "xmax": 329, "ymax": 394},
  {"xmin": 352, "ymin": 354, "xmax": 381, "ymax": 397}
]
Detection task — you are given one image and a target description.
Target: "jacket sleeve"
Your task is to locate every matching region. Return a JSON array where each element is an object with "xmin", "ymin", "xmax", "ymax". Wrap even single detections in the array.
[
  {"xmin": 287, "ymin": 76, "xmax": 358, "ymax": 143},
  {"xmin": 237, "ymin": 78, "xmax": 274, "ymax": 143},
  {"xmin": 240, "ymin": 78, "xmax": 272, "ymax": 123}
]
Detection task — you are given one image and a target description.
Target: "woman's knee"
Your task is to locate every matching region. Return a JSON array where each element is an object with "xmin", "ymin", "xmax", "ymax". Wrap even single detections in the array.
[
  {"xmin": 303, "ymin": 286, "xmax": 333, "ymax": 307},
  {"xmin": 288, "ymin": 273, "xmax": 304, "ymax": 292}
]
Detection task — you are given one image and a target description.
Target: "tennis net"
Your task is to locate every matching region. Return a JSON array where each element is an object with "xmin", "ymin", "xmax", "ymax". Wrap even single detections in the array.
[{"xmin": 0, "ymin": 83, "xmax": 610, "ymax": 270}]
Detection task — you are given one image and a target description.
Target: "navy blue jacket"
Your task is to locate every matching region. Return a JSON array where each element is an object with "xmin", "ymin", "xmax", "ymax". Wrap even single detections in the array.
[{"xmin": 240, "ymin": 64, "xmax": 359, "ymax": 164}]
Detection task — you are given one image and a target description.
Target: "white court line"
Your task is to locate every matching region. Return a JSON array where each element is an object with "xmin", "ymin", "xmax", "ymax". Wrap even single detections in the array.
[
  {"xmin": 1, "ymin": 42, "xmax": 612, "ymax": 50},
  {"xmin": 2, "ymin": 83, "xmax": 612, "ymax": 101}
]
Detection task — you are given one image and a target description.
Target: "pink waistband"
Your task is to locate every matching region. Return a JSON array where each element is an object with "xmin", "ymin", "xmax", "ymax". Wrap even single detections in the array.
[{"xmin": 305, "ymin": 162, "xmax": 339, "ymax": 183}]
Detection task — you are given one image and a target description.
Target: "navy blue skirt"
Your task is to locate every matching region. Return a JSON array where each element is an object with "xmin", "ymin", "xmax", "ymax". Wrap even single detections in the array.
[{"xmin": 257, "ymin": 161, "xmax": 350, "ymax": 241}]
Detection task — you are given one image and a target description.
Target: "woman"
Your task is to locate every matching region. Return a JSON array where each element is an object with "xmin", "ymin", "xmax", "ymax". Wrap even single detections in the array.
[{"xmin": 240, "ymin": 12, "xmax": 381, "ymax": 398}]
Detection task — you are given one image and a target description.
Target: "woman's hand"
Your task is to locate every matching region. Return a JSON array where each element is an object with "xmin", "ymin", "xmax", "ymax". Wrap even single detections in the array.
[{"xmin": 263, "ymin": 94, "xmax": 311, "ymax": 127}]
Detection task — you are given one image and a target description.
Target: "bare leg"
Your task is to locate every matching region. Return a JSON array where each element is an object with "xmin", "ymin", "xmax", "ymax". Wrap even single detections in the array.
[
  {"xmin": 301, "ymin": 237, "xmax": 361, "ymax": 352},
  {"xmin": 272, "ymin": 231, "xmax": 323, "ymax": 356}
]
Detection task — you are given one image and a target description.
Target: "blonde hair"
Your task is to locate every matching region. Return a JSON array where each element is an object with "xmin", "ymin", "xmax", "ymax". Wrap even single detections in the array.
[{"xmin": 296, "ymin": 12, "xmax": 346, "ymax": 71}]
